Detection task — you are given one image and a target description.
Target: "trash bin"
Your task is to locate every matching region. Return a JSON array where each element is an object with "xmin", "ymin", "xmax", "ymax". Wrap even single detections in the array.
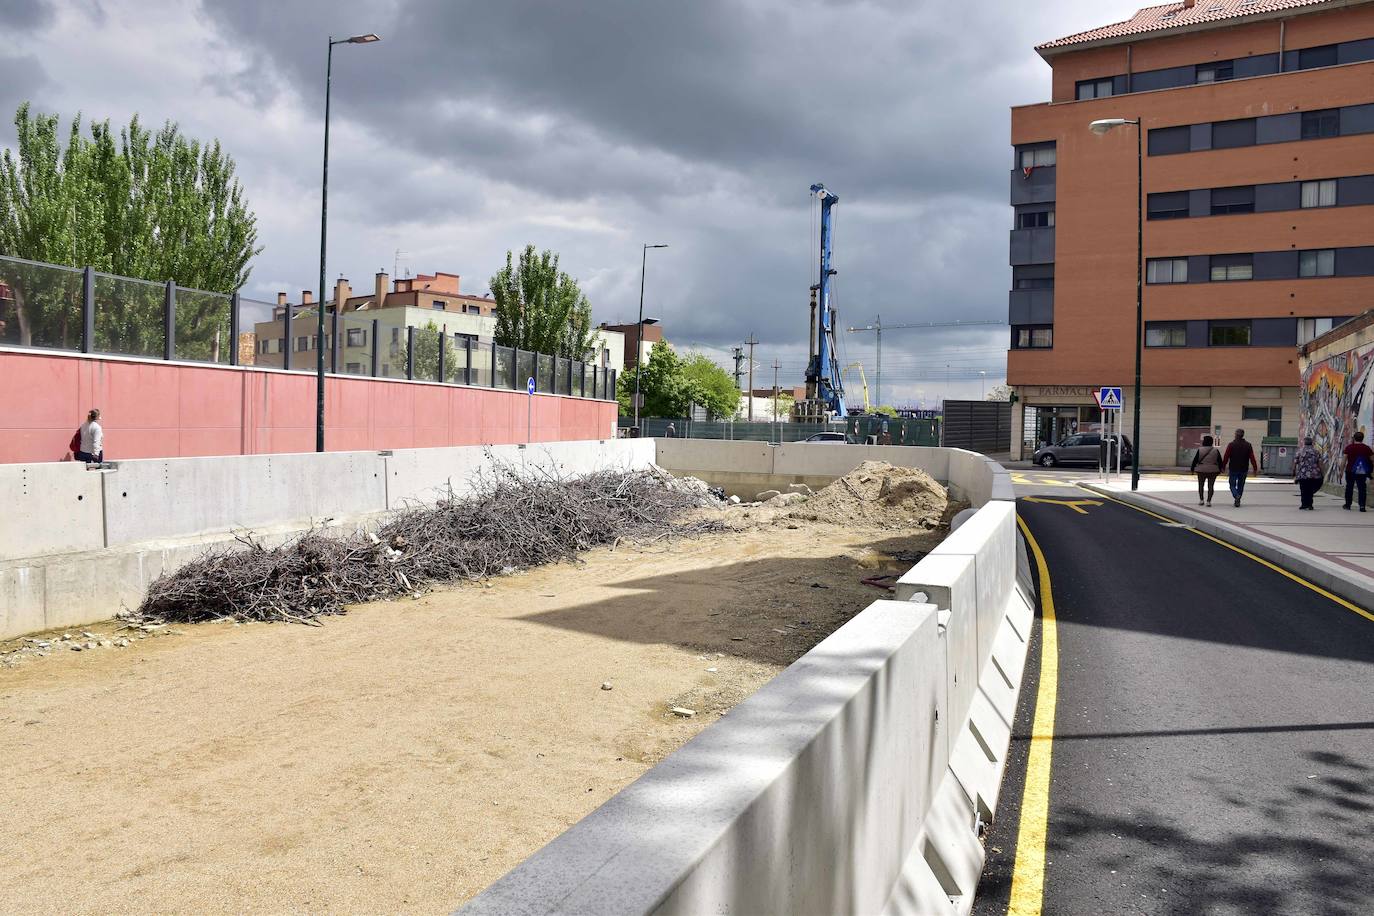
[{"xmin": 1261, "ymin": 436, "xmax": 1297, "ymax": 477}]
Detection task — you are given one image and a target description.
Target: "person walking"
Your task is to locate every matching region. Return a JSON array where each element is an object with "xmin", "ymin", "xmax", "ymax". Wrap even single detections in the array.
[
  {"xmin": 664, "ymin": 422, "xmax": 677, "ymax": 439},
  {"xmin": 1342, "ymin": 430, "xmax": 1373, "ymax": 511},
  {"xmin": 1293, "ymin": 436, "xmax": 1323, "ymax": 510},
  {"xmin": 1221, "ymin": 428, "xmax": 1258, "ymax": 507},
  {"xmin": 1190, "ymin": 435, "xmax": 1223, "ymax": 506},
  {"xmin": 74, "ymin": 408, "xmax": 104, "ymax": 464}
]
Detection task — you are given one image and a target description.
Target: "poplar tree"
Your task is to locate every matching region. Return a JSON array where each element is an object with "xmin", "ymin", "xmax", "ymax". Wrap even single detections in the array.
[
  {"xmin": 0, "ymin": 103, "xmax": 261, "ymax": 354},
  {"xmin": 489, "ymin": 245, "xmax": 595, "ymax": 360}
]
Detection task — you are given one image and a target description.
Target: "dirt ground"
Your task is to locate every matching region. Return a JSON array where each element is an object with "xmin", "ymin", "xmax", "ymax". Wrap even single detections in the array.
[{"xmin": 0, "ymin": 512, "xmax": 945, "ymax": 915}]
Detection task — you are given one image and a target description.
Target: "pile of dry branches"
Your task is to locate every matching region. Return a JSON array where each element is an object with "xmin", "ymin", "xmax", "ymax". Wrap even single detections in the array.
[{"xmin": 137, "ymin": 466, "xmax": 719, "ymax": 625}]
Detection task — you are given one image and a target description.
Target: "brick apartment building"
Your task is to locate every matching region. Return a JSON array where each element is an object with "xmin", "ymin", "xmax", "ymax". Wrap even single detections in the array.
[{"xmin": 1008, "ymin": 0, "xmax": 1374, "ymax": 465}]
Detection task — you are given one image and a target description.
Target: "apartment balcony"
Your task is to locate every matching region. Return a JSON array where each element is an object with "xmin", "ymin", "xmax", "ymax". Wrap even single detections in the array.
[
  {"xmin": 1009, "ymin": 288, "xmax": 1054, "ymax": 325},
  {"xmin": 1009, "ymin": 226, "xmax": 1055, "ymax": 266},
  {"xmin": 1010, "ymin": 166, "xmax": 1056, "ymax": 205}
]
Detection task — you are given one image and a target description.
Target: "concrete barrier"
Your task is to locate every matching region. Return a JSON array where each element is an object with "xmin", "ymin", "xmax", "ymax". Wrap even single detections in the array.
[
  {"xmin": 0, "ymin": 438, "xmax": 660, "ymax": 639},
  {"xmin": 0, "ymin": 462, "xmax": 106, "ymax": 560},
  {"xmin": 460, "ymin": 447, "xmax": 1030, "ymax": 916},
  {"xmin": 101, "ymin": 451, "xmax": 390, "ymax": 547}
]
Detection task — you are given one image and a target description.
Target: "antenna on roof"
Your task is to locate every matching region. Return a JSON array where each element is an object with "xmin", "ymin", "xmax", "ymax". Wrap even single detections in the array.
[{"xmin": 394, "ymin": 249, "xmax": 410, "ymax": 280}]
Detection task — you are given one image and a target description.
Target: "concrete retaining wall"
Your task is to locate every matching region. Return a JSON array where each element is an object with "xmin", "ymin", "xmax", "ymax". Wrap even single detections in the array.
[
  {"xmin": 654, "ymin": 439, "xmax": 1008, "ymax": 506},
  {"xmin": 0, "ymin": 439, "xmax": 655, "ymax": 639},
  {"xmin": 462, "ymin": 447, "xmax": 1029, "ymax": 916}
]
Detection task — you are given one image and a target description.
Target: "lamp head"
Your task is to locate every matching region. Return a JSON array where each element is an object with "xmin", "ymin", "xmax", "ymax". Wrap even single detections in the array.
[
  {"xmin": 1089, "ymin": 118, "xmax": 1133, "ymax": 135},
  {"xmin": 347, "ymin": 33, "xmax": 381, "ymax": 43},
  {"xmin": 644, "ymin": 243, "xmax": 668, "ymax": 249}
]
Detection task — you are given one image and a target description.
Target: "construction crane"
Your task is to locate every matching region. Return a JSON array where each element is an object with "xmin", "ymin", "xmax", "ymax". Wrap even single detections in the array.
[
  {"xmin": 797, "ymin": 183, "xmax": 847, "ymax": 423},
  {"xmin": 847, "ymin": 315, "xmax": 1004, "ymax": 406},
  {"xmin": 842, "ymin": 362, "xmax": 871, "ymax": 411}
]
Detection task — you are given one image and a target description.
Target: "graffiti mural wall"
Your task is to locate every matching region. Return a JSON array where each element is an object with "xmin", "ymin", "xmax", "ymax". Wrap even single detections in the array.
[{"xmin": 1300, "ymin": 341, "xmax": 1374, "ymax": 483}]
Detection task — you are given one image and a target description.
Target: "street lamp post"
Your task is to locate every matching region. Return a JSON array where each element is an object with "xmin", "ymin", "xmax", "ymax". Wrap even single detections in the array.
[
  {"xmin": 979, "ymin": 369, "xmax": 987, "ymax": 399},
  {"xmin": 633, "ymin": 243, "xmax": 668, "ymax": 432},
  {"xmin": 317, "ymin": 33, "xmax": 380, "ymax": 453},
  {"xmin": 1089, "ymin": 117, "xmax": 1143, "ymax": 490}
]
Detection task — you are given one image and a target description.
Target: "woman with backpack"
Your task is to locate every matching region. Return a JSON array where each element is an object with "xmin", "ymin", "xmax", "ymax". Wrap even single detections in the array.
[
  {"xmin": 1190, "ymin": 434, "xmax": 1223, "ymax": 507},
  {"xmin": 1343, "ymin": 430, "xmax": 1373, "ymax": 511},
  {"xmin": 73, "ymin": 408, "xmax": 104, "ymax": 464}
]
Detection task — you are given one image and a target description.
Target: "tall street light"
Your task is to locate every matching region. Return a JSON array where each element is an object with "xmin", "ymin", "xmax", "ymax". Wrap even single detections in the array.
[
  {"xmin": 1089, "ymin": 116, "xmax": 1142, "ymax": 490},
  {"xmin": 317, "ymin": 32, "xmax": 381, "ymax": 453},
  {"xmin": 633, "ymin": 243, "xmax": 668, "ymax": 432}
]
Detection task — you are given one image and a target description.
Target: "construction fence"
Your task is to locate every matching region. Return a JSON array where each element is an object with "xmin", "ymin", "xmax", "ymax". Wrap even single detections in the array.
[{"xmin": 622, "ymin": 414, "xmax": 940, "ymax": 446}]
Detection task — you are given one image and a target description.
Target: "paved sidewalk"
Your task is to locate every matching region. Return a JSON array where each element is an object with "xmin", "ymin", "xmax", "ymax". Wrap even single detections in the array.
[{"xmin": 1081, "ymin": 473, "xmax": 1374, "ymax": 610}]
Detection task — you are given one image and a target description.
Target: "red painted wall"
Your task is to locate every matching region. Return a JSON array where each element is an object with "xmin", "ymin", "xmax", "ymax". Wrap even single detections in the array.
[{"xmin": 0, "ymin": 349, "xmax": 618, "ymax": 464}]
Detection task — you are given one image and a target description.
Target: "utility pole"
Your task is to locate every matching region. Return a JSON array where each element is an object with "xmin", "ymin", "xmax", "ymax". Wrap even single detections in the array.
[
  {"xmin": 772, "ymin": 359, "xmax": 781, "ymax": 443},
  {"xmin": 847, "ymin": 317, "xmax": 1002, "ymax": 413},
  {"xmin": 745, "ymin": 334, "xmax": 759, "ymax": 421}
]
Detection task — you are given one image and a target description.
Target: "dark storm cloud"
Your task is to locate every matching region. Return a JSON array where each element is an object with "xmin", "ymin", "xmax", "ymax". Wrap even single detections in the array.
[{"xmin": 0, "ymin": 0, "xmax": 55, "ymax": 30}]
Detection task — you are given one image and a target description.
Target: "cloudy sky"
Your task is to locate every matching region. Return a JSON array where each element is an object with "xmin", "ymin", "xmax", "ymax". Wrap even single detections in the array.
[{"xmin": 0, "ymin": 0, "xmax": 1117, "ymax": 405}]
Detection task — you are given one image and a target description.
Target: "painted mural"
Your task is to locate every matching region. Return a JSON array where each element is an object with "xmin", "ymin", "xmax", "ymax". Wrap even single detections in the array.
[{"xmin": 1300, "ymin": 341, "xmax": 1374, "ymax": 484}]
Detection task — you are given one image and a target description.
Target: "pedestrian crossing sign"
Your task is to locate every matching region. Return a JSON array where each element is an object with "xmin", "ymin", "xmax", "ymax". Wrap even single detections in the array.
[{"xmin": 1099, "ymin": 386, "xmax": 1123, "ymax": 410}]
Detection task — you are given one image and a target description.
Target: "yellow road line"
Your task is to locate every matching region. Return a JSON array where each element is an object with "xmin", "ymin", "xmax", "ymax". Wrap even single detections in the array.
[
  {"xmin": 1008, "ymin": 514, "xmax": 1058, "ymax": 916},
  {"xmin": 1085, "ymin": 488, "xmax": 1374, "ymax": 624}
]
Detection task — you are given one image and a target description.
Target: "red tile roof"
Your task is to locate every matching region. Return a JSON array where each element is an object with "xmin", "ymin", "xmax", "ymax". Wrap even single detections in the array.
[{"xmin": 1037, "ymin": 0, "xmax": 1349, "ymax": 55}]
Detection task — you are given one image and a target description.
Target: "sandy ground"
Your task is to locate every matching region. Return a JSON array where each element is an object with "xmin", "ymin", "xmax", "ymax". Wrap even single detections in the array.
[{"xmin": 0, "ymin": 516, "xmax": 943, "ymax": 915}]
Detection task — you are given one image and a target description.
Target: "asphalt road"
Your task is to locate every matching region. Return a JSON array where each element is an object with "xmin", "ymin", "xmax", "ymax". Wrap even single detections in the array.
[{"xmin": 974, "ymin": 471, "xmax": 1374, "ymax": 915}]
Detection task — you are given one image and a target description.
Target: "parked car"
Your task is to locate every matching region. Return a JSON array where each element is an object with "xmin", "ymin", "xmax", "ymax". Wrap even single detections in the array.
[
  {"xmin": 1033, "ymin": 433, "xmax": 1133, "ymax": 468},
  {"xmin": 800, "ymin": 431, "xmax": 852, "ymax": 444}
]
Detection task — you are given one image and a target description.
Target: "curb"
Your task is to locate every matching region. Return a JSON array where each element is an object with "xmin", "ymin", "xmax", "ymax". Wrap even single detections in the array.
[{"xmin": 1080, "ymin": 483, "xmax": 1374, "ymax": 613}]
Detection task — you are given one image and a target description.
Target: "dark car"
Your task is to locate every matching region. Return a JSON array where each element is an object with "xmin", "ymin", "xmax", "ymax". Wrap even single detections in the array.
[{"xmin": 1033, "ymin": 433, "xmax": 1133, "ymax": 468}]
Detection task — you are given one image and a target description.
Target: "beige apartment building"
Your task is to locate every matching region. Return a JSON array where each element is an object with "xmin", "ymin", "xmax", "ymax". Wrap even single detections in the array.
[{"xmin": 253, "ymin": 271, "xmax": 623, "ymax": 379}]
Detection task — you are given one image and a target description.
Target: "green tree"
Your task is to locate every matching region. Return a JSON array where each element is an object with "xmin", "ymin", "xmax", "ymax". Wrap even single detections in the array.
[
  {"xmin": 490, "ymin": 244, "xmax": 595, "ymax": 359},
  {"xmin": 409, "ymin": 321, "xmax": 460, "ymax": 381},
  {"xmin": 871, "ymin": 404, "xmax": 899, "ymax": 418},
  {"xmin": 0, "ymin": 102, "xmax": 261, "ymax": 353},
  {"xmin": 617, "ymin": 341, "xmax": 687, "ymax": 416},
  {"xmin": 681, "ymin": 352, "xmax": 741, "ymax": 418}
]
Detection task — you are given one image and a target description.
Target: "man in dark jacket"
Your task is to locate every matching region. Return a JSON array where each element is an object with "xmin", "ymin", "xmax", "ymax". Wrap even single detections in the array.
[
  {"xmin": 1342, "ymin": 430, "xmax": 1373, "ymax": 511},
  {"xmin": 1221, "ymin": 428, "xmax": 1258, "ymax": 507}
]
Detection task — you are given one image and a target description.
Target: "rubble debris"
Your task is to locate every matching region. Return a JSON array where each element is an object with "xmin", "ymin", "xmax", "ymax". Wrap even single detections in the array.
[
  {"xmin": 786, "ymin": 483, "xmax": 814, "ymax": 495},
  {"xmin": 755, "ymin": 489, "xmax": 781, "ymax": 501},
  {"xmin": 669, "ymin": 707, "xmax": 697, "ymax": 718},
  {"xmin": 600, "ymin": 682, "xmax": 613, "ymax": 691},
  {"xmin": 136, "ymin": 465, "xmax": 723, "ymax": 626},
  {"xmin": 790, "ymin": 461, "xmax": 955, "ymax": 530}
]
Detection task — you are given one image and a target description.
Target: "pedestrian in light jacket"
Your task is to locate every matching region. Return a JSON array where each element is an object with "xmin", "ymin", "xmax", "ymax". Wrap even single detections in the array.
[
  {"xmin": 75, "ymin": 408, "xmax": 104, "ymax": 464},
  {"xmin": 1293, "ymin": 437, "xmax": 1323, "ymax": 511},
  {"xmin": 1190, "ymin": 435, "xmax": 1222, "ymax": 507},
  {"xmin": 1221, "ymin": 428, "xmax": 1258, "ymax": 507}
]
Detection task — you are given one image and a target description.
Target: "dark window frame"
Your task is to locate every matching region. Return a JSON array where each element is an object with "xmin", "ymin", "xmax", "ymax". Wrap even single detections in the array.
[
  {"xmin": 1012, "ymin": 266, "xmax": 1054, "ymax": 290},
  {"xmin": 1299, "ymin": 248, "xmax": 1336, "ymax": 277},
  {"xmin": 1147, "ymin": 191, "xmax": 1190, "ymax": 220},
  {"xmin": 1210, "ymin": 254, "xmax": 1254, "ymax": 282},
  {"xmin": 1146, "ymin": 258, "xmax": 1189, "ymax": 284},
  {"xmin": 1208, "ymin": 320, "xmax": 1253, "ymax": 347},
  {"xmin": 1076, "ymin": 77, "xmax": 1115, "ymax": 100},
  {"xmin": 1301, "ymin": 109, "xmax": 1340, "ymax": 140},
  {"xmin": 1012, "ymin": 325, "xmax": 1054, "ymax": 349},
  {"xmin": 1195, "ymin": 61, "xmax": 1234, "ymax": 83},
  {"xmin": 1209, "ymin": 185, "xmax": 1255, "ymax": 215},
  {"xmin": 1145, "ymin": 321, "xmax": 1188, "ymax": 347},
  {"xmin": 1178, "ymin": 405, "xmax": 1212, "ymax": 428}
]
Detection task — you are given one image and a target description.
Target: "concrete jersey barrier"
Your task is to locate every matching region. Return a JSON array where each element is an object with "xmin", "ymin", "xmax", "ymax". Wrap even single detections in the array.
[{"xmin": 461, "ymin": 447, "xmax": 1030, "ymax": 916}]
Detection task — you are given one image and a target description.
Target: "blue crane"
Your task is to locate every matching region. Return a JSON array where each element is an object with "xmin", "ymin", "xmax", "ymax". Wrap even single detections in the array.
[{"xmin": 801, "ymin": 182, "xmax": 848, "ymax": 421}]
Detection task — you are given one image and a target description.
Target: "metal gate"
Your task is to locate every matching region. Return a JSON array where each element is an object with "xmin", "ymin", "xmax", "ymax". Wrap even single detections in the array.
[{"xmin": 940, "ymin": 401, "xmax": 1012, "ymax": 454}]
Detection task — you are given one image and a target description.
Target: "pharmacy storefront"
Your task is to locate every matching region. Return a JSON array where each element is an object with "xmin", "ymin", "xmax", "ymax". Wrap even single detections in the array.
[{"xmin": 1011, "ymin": 385, "xmax": 1104, "ymax": 460}]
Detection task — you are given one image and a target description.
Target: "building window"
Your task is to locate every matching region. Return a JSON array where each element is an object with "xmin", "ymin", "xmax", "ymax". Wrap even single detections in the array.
[
  {"xmin": 346, "ymin": 362, "xmax": 362, "ymax": 374},
  {"xmin": 1147, "ymin": 191, "xmax": 1190, "ymax": 220},
  {"xmin": 1147, "ymin": 258, "xmax": 1189, "ymax": 284},
  {"xmin": 1013, "ymin": 265, "xmax": 1054, "ymax": 290},
  {"xmin": 1298, "ymin": 317, "xmax": 1336, "ymax": 344},
  {"xmin": 432, "ymin": 300, "xmax": 446, "ymax": 310},
  {"xmin": 1076, "ymin": 78, "xmax": 1114, "ymax": 100},
  {"xmin": 1013, "ymin": 325, "xmax": 1054, "ymax": 349},
  {"xmin": 1147, "ymin": 125, "xmax": 1191, "ymax": 156},
  {"xmin": 1016, "ymin": 210, "xmax": 1054, "ymax": 229},
  {"xmin": 1211, "ymin": 118, "xmax": 1256, "ymax": 149},
  {"xmin": 1179, "ymin": 405, "xmax": 1212, "ymax": 429},
  {"xmin": 297, "ymin": 335, "xmax": 310, "ymax": 351},
  {"xmin": 1242, "ymin": 405, "xmax": 1283, "ymax": 437},
  {"xmin": 1210, "ymin": 254, "xmax": 1253, "ymax": 281},
  {"xmin": 1210, "ymin": 185, "xmax": 1255, "ymax": 215},
  {"xmin": 464, "ymin": 303, "xmax": 481, "ymax": 314},
  {"xmin": 391, "ymin": 327, "xmax": 400, "ymax": 343},
  {"xmin": 1301, "ymin": 109, "xmax": 1340, "ymax": 140},
  {"xmin": 1209, "ymin": 321, "xmax": 1252, "ymax": 346},
  {"xmin": 1145, "ymin": 322, "xmax": 1187, "ymax": 347},
  {"xmin": 1298, "ymin": 45, "xmax": 1338, "ymax": 70},
  {"xmin": 1196, "ymin": 62, "xmax": 1233, "ymax": 83},
  {"xmin": 1299, "ymin": 249, "xmax": 1336, "ymax": 277},
  {"xmin": 1017, "ymin": 144, "xmax": 1056, "ymax": 169},
  {"xmin": 1300, "ymin": 179, "xmax": 1337, "ymax": 208},
  {"xmin": 346, "ymin": 327, "xmax": 366, "ymax": 347}
]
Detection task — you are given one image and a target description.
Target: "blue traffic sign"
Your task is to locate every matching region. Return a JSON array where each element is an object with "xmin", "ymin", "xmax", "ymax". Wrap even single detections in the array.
[
  {"xmin": 1099, "ymin": 386, "xmax": 1123, "ymax": 410},
  {"xmin": 527, "ymin": 376, "xmax": 536, "ymax": 395}
]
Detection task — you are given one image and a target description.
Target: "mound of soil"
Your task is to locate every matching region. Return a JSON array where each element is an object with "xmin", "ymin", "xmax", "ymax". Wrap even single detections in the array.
[{"xmin": 791, "ymin": 460, "xmax": 951, "ymax": 530}]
